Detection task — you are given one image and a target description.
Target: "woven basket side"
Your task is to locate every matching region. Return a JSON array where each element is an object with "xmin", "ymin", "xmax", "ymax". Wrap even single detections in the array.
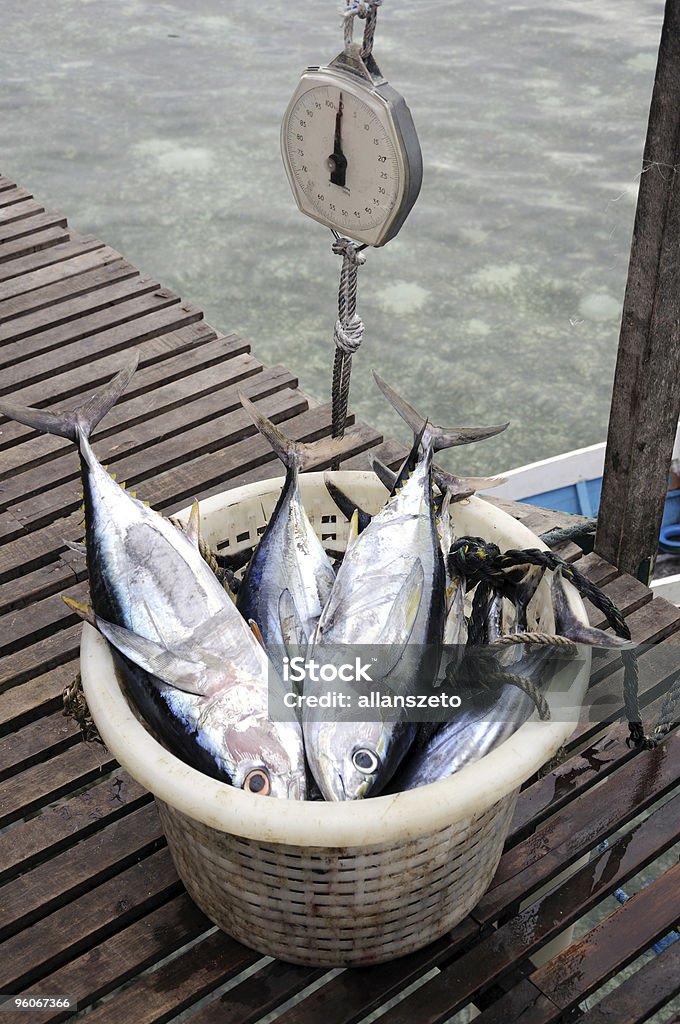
[{"xmin": 157, "ymin": 790, "xmax": 517, "ymax": 967}]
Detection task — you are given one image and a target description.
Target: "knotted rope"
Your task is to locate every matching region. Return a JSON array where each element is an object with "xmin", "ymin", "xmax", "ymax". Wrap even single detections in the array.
[{"xmin": 331, "ymin": 235, "xmax": 367, "ymax": 439}]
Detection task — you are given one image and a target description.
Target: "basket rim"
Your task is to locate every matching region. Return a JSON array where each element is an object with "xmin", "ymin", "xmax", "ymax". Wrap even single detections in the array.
[{"xmin": 80, "ymin": 473, "xmax": 590, "ymax": 848}]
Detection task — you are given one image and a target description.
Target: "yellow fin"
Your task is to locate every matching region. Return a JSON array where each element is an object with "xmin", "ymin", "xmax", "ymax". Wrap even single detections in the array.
[
  {"xmin": 346, "ymin": 509, "xmax": 360, "ymax": 550},
  {"xmin": 63, "ymin": 595, "xmax": 95, "ymax": 625}
]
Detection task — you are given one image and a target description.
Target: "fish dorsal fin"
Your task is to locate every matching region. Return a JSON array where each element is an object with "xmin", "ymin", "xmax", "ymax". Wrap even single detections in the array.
[
  {"xmin": 369, "ymin": 455, "xmax": 398, "ymax": 492},
  {"xmin": 183, "ymin": 500, "xmax": 201, "ymax": 549},
  {"xmin": 372, "ymin": 371, "xmax": 509, "ymax": 452}
]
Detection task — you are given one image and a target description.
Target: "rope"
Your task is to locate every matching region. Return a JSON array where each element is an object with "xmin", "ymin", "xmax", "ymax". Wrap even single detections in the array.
[
  {"xmin": 63, "ymin": 672, "xmax": 103, "ymax": 744},
  {"xmin": 539, "ymin": 519, "xmax": 596, "ymax": 548},
  {"xmin": 331, "ymin": 235, "xmax": 366, "ymax": 440},
  {"xmin": 343, "ymin": 0, "xmax": 382, "ymax": 59},
  {"xmin": 447, "ymin": 536, "xmax": 672, "ymax": 748},
  {"xmin": 491, "ymin": 632, "xmax": 577, "ymax": 650}
]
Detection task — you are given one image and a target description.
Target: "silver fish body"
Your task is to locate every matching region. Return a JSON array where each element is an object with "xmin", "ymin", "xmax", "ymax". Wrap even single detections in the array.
[{"xmin": 1, "ymin": 361, "xmax": 307, "ymax": 799}]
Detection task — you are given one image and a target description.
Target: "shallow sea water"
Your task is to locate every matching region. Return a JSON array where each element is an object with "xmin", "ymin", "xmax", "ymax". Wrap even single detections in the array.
[{"xmin": 0, "ymin": 0, "xmax": 666, "ymax": 475}]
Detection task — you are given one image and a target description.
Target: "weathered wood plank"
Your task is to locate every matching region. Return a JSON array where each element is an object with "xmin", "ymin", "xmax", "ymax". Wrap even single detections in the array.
[
  {"xmin": 0, "ymin": 176, "xmax": 19, "ymax": 192},
  {"xmin": 0, "ymin": 739, "xmax": 117, "ymax": 829},
  {"xmin": 261, "ymin": 924, "xmax": 477, "ymax": 1024},
  {"xmin": 5, "ymin": 387, "xmax": 305, "ymax": 534},
  {"xmin": 0, "ymin": 186, "xmax": 34, "ymax": 208},
  {"xmin": 0, "ymin": 802, "xmax": 164, "ymax": 941},
  {"xmin": 597, "ymin": 0, "xmax": 680, "ymax": 580},
  {"xmin": 0, "ymin": 362, "xmax": 293, "ymax": 514},
  {"xmin": 0, "ymin": 290, "xmax": 192, "ymax": 395},
  {"xmin": 0, "ymin": 271, "xmax": 163, "ymax": 349},
  {"xmin": 0, "ymin": 257, "xmax": 134, "ymax": 324},
  {"xmin": 574, "ymin": 939, "xmax": 680, "ymax": 1024},
  {"xmin": 0, "ymin": 225, "xmax": 71, "ymax": 266},
  {"xmin": 0, "ymin": 233, "xmax": 104, "ymax": 288},
  {"xmin": 0, "ymin": 559, "xmax": 83, "ymax": 616},
  {"xmin": 0, "ymin": 243, "xmax": 118, "ymax": 302},
  {"xmin": 77, "ymin": 932, "xmax": 262, "ymax": 1024},
  {"xmin": 473, "ymin": 732, "xmax": 680, "ymax": 923},
  {"xmin": 0, "ymin": 622, "xmax": 81, "ymax": 691},
  {"xmin": 531, "ymin": 860, "xmax": 680, "ymax": 1011},
  {"xmin": 0, "ymin": 659, "xmax": 80, "ymax": 733},
  {"xmin": 0, "ymin": 210, "xmax": 68, "ymax": 246},
  {"xmin": 0, "ymin": 579, "xmax": 87, "ymax": 658},
  {"xmin": 0, "ymin": 320, "xmax": 223, "ymax": 451},
  {"xmin": 0, "ymin": 198, "xmax": 46, "ymax": 224},
  {"xmin": 19, "ymin": 895, "xmax": 212, "ymax": 1024},
  {"xmin": 0, "ymin": 709, "xmax": 80, "ymax": 783},
  {"xmin": 0, "ymin": 773, "xmax": 149, "ymax": 885},
  {"xmin": 182, "ymin": 961, "xmax": 329, "ymax": 1024},
  {"xmin": 373, "ymin": 788, "xmax": 680, "ymax": 1024},
  {"xmin": 0, "ymin": 847, "xmax": 180, "ymax": 993},
  {"xmin": 158, "ymin": 408, "xmax": 381, "ymax": 518},
  {"xmin": 466, "ymin": 979, "xmax": 557, "ymax": 1024}
]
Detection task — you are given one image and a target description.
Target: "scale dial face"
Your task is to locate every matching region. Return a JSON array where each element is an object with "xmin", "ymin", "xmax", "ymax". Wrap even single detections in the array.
[{"xmin": 281, "ymin": 67, "xmax": 421, "ymax": 247}]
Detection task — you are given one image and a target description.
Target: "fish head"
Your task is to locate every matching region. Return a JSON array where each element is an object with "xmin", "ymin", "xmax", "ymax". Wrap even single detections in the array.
[
  {"xmin": 219, "ymin": 717, "xmax": 308, "ymax": 799},
  {"xmin": 304, "ymin": 719, "xmax": 407, "ymax": 801}
]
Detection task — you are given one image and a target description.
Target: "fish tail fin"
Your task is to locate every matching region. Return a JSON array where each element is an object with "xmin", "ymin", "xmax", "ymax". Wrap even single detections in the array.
[
  {"xmin": 238, "ymin": 392, "xmax": 350, "ymax": 471},
  {"xmin": 372, "ymin": 371, "xmax": 509, "ymax": 452},
  {"xmin": 0, "ymin": 353, "xmax": 139, "ymax": 443},
  {"xmin": 435, "ymin": 469, "xmax": 507, "ymax": 498},
  {"xmin": 324, "ymin": 475, "xmax": 372, "ymax": 531},
  {"xmin": 551, "ymin": 568, "xmax": 634, "ymax": 649}
]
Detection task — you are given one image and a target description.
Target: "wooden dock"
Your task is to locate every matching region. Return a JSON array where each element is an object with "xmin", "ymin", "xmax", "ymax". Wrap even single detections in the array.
[{"xmin": 1, "ymin": 177, "xmax": 679, "ymax": 1023}]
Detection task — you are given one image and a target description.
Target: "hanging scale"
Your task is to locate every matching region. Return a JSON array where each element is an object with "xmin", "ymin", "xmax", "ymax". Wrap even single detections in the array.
[{"xmin": 280, "ymin": 0, "xmax": 423, "ymax": 437}]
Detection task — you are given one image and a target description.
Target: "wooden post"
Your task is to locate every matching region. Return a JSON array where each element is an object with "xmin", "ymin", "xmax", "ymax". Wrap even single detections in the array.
[{"xmin": 596, "ymin": 0, "xmax": 680, "ymax": 582}]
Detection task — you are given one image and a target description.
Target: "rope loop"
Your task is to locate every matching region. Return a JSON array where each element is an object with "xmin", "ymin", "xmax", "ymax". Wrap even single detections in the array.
[
  {"xmin": 342, "ymin": 0, "xmax": 382, "ymax": 59},
  {"xmin": 331, "ymin": 236, "xmax": 367, "ymax": 266},
  {"xmin": 334, "ymin": 314, "xmax": 364, "ymax": 353}
]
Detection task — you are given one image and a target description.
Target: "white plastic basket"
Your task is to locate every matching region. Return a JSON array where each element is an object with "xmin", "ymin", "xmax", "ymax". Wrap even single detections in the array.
[{"xmin": 80, "ymin": 472, "xmax": 590, "ymax": 967}]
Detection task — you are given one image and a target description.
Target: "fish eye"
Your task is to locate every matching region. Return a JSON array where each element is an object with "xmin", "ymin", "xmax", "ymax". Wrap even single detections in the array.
[
  {"xmin": 244, "ymin": 769, "xmax": 271, "ymax": 795},
  {"xmin": 352, "ymin": 748, "xmax": 379, "ymax": 774}
]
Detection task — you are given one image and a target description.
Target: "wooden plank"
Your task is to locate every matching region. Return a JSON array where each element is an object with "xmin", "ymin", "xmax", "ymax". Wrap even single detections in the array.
[
  {"xmin": 77, "ymin": 932, "xmax": 262, "ymax": 1024},
  {"xmin": 267, "ymin": 923, "xmax": 478, "ymax": 1024},
  {"xmin": 0, "ymin": 361, "xmax": 292, "ymax": 513},
  {"xmin": 0, "ymin": 802, "xmax": 164, "ymax": 941},
  {"xmin": 15, "ymin": 894, "xmax": 212, "ymax": 1024},
  {"xmin": 0, "ymin": 225, "xmax": 71, "ymax": 266},
  {"xmin": 0, "ymin": 847, "xmax": 180, "ymax": 993},
  {"xmin": 183, "ymin": 961, "xmax": 329, "ymax": 1024},
  {"xmin": 0, "ymin": 299, "xmax": 204, "ymax": 411},
  {"xmin": 575, "ymin": 939, "xmax": 680, "ymax": 1024},
  {"xmin": 0, "ymin": 773, "xmax": 149, "ymax": 885},
  {"xmin": 0, "ymin": 320, "xmax": 226, "ymax": 452},
  {"xmin": 0, "ymin": 271, "xmax": 163, "ymax": 349},
  {"xmin": 467, "ymin": 979, "xmax": 557, "ymax": 1024},
  {"xmin": 0, "ymin": 709, "xmax": 80, "ymax": 783},
  {"xmin": 0, "ymin": 242, "xmax": 117, "ymax": 302},
  {"xmin": 0, "ymin": 210, "xmax": 68, "ymax": 246},
  {"xmin": 472, "ymin": 731, "xmax": 680, "ymax": 924},
  {"xmin": 0, "ymin": 658, "xmax": 80, "ymax": 732},
  {"xmin": 0, "ymin": 199, "xmax": 48, "ymax": 225},
  {"xmin": 0, "ymin": 621, "xmax": 81, "ymax": 689},
  {"xmin": 0, "ymin": 290, "xmax": 192, "ymax": 395},
  {"xmin": 531, "ymin": 861, "xmax": 680, "ymax": 1011},
  {"xmin": 374, "ymin": 789, "xmax": 680, "ymax": 1024},
  {"xmin": 0, "ymin": 186, "xmax": 33, "ymax": 207},
  {"xmin": 0, "ymin": 559, "xmax": 83, "ymax": 616},
  {"xmin": 507, "ymin": 691, "xmax": 676, "ymax": 843},
  {"xmin": 0, "ymin": 579, "xmax": 87, "ymax": 659},
  {"xmin": 582, "ymin": 572, "xmax": 652, "ymax": 629},
  {"xmin": 0, "ymin": 335, "xmax": 251, "ymax": 475},
  {"xmin": 0, "ymin": 740, "xmax": 117, "ymax": 829},
  {"xmin": 0, "ymin": 176, "xmax": 19, "ymax": 192},
  {"xmin": 5, "ymin": 387, "xmax": 305, "ymax": 534},
  {"xmin": 596, "ymin": 1, "xmax": 680, "ymax": 580},
  {"xmin": 0, "ymin": 513, "xmax": 82, "ymax": 583},
  {"xmin": 0, "ymin": 233, "xmax": 104, "ymax": 288},
  {"xmin": 0, "ymin": 257, "xmax": 134, "ymax": 324},
  {"xmin": 156, "ymin": 408, "xmax": 381, "ymax": 518}
]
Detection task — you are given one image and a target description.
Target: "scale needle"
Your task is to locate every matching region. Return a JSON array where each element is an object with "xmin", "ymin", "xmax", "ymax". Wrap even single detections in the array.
[{"xmin": 328, "ymin": 92, "xmax": 348, "ymax": 187}]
